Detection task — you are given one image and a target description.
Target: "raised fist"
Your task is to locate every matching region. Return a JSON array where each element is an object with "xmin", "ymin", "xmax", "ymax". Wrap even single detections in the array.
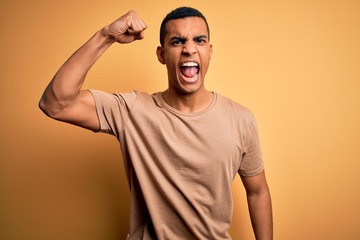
[{"xmin": 102, "ymin": 10, "xmax": 147, "ymax": 44}]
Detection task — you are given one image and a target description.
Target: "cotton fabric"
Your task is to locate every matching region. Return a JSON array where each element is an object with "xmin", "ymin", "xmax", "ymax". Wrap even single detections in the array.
[{"xmin": 90, "ymin": 90, "xmax": 264, "ymax": 239}]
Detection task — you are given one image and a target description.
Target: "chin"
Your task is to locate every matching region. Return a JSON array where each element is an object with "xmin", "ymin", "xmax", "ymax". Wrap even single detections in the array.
[{"xmin": 177, "ymin": 82, "xmax": 204, "ymax": 95}]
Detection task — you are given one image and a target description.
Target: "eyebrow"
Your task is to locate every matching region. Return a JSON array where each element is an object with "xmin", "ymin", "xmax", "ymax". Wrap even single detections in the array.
[
  {"xmin": 194, "ymin": 35, "xmax": 208, "ymax": 41},
  {"xmin": 170, "ymin": 35, "xmax": 208, "ymax": 42},
  {"xmin": 170, "ymin": 36, "xmax": 187, "ymax": 43}
]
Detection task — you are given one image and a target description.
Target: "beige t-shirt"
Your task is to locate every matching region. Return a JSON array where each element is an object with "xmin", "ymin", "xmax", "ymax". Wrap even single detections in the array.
[{"xmin": 90, "ymin": 90, "xmax": 264, "ymax": 240}]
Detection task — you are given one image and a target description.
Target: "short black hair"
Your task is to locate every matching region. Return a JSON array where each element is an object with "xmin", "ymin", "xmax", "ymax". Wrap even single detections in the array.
[{"xmin": 160, "ymin": 6, "xmax": 210, "ymax": 46}]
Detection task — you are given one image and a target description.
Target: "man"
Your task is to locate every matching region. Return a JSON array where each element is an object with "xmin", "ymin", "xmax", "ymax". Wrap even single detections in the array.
[{"xmin": 39, "ymin": 6, "xmax": 273, "ymax": 240}]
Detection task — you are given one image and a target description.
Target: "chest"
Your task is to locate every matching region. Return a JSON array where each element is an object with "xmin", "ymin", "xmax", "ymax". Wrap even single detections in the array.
[{"xmin": 137, "ymin": 110, "xmax": 244, "ymax": 179}]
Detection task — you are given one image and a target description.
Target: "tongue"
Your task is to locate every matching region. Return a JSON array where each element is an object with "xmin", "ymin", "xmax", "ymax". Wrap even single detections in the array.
[{"xmin": 181, "ymin": 67, "xmax": 198, "ymax": 78}]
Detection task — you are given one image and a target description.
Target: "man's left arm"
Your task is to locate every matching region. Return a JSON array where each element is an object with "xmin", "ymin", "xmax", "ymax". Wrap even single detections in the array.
[{"xmin": 241, "ymin": 171, "xmax": 273, "ymax": 240}]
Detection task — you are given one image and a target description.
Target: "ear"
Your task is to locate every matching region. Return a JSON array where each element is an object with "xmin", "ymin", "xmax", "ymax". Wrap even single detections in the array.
[
  {"xmin": 209, "ymin": 43, "xmax": 213, "ymax": 59},
  {"xmin": 156, "ymin": 46, "xmax": 166, "ymax": 65}
]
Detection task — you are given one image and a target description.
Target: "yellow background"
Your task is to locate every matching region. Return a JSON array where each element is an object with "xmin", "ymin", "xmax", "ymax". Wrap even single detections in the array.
[{"xmin": 1, "ymin": 0, "xmax": 359, "ymax": 239}]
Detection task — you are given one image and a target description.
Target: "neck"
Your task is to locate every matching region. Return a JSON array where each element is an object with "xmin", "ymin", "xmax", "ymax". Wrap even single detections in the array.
[{"xmin": 161, "ymin": 89, "xmax": 213, "ymax": 113}]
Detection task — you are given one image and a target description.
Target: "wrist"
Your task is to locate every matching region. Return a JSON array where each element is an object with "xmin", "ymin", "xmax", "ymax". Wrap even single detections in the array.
[{"xmin": 99, "ymin": 26, "xmax": 116, "ymax": 44}]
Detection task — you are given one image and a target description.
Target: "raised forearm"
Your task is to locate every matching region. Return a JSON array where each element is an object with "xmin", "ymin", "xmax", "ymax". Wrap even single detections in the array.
[
  {"xmin": 52, "ymin": 30, "xmax": 113, "ymax": 97},
  {"xmin": 39, "ymin": 30, "xmax": 113, "ymax": 116},
  {"xmin": 39, "ymin": 10, "xmax": 147, "ymax": 118}
]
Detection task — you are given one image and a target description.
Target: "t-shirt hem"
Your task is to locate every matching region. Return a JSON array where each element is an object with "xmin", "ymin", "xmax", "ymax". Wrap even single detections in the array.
[
  {"xmin": 239, "ymin": 165, "xmax": 264, "ymax": 177},
  {"xmin": 88, "ymin": 89, "xmax": 111, "ymax": 134}
]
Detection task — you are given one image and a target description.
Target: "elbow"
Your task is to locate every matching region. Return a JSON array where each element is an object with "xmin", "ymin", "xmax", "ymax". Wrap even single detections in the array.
[
  {"xmin": 39, "ymin": 82, "xmax": 74, "ymax": 119},
  {"xmin": 38, "ymin": 97, "xmax": 53, "ymax": 118},
  {"xmin": 38, "ymin": 97, "xmax": 63, "ymax": 119}
]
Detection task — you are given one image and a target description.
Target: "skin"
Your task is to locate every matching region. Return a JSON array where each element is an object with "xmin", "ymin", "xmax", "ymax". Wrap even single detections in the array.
[
  {"xmin": 156, "ymin": 17, "xmax": 213, "ymax": 113},
  {"xmin": 242, "ymin": 171, "xmax": 273, "ymax": 240},
  {"xmin": 39, "ymin": 10, "xmax": 273, "ymax": 240},
  {"xmin": 39, "ymin": 10, "xmax": 147, "ymax": 131}
]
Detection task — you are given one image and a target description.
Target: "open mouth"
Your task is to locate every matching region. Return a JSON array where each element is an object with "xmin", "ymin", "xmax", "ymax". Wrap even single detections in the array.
[{"xmin": 180, "ymin": 61, "xmax": 199, "ymax": 83}]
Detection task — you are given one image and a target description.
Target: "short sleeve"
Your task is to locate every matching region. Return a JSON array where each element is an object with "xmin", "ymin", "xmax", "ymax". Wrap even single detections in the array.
[
  {"xmin": 89, "ymin": 89, "xmax": 137, "ymax": 139},
  {"xmin": 238, "ymin": 111, "xmax": 264, "ymax": 177}
]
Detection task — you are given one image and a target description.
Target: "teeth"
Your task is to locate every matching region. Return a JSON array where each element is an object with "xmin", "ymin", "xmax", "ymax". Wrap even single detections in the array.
[{"xmin": 181, "ymin": 62, "xmax": 198, "ymax": 67}]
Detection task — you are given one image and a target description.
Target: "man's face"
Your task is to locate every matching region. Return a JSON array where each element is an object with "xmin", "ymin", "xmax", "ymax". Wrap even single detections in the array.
[{"xmin": 157, "ymin": 17, "xmax": 212, "ymax": 95}]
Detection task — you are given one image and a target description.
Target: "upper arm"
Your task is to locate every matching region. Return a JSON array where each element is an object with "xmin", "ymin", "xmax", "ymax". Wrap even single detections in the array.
[
  {"xmin": 241, "ymin": 171, "xmax": 273, "ymax": 239},
  {"xmin": 241, "ymin": 171, "xmax": 269, "ymax": 196},
  {"xmin": 40, "ymin": 89, "xmax": 100, "ymax": 132}
]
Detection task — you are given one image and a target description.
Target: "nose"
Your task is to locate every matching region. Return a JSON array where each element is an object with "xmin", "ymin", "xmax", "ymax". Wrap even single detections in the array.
[{"xmin": 182, "ymin": 41, "xmax": 197, "ymax": 55}]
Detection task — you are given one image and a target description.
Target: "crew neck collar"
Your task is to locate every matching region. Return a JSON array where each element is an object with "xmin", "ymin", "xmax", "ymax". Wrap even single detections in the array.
[{"xmin": 154, "ymin": 92, "xmax": 217, "ymax": 117}]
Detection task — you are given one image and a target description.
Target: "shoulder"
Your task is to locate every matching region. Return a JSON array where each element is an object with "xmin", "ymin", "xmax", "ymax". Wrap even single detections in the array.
[
  {"xmin": 89, "ymin": 89, "xmax": 153, "ymax": 107},
  {"xmin": 215, "ymin": 93, "xmax": 255, "ymax": 120}
]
